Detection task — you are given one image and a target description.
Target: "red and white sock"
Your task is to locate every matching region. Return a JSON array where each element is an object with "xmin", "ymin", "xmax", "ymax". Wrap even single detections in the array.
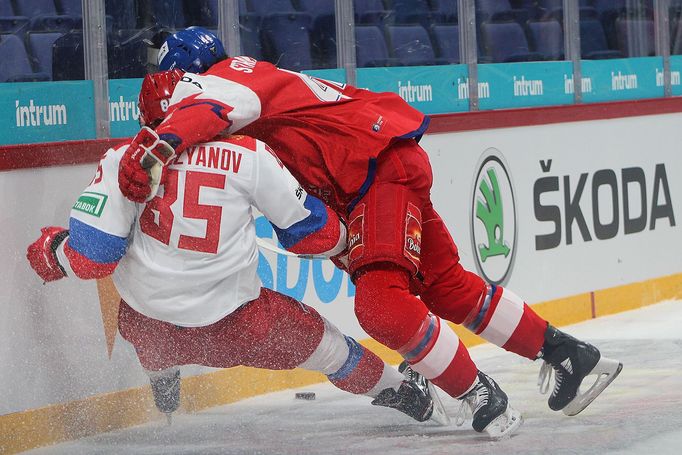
[
  {"xmin": 398, "ymin": 314, "xmax": 478, "ymax": 398},
  {"xmin": 463, "ymin": 285, "xmax": 547, "ymax": 359}
]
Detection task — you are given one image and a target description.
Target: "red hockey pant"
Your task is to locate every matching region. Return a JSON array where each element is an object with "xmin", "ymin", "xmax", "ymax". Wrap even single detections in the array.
[
  {"xmin": 348, "ymin": 140, "xmax": 547, "ymax": 379},
  {"xmin": 118, "ymin": 288, "xmax": 325, "ymax": 371}
]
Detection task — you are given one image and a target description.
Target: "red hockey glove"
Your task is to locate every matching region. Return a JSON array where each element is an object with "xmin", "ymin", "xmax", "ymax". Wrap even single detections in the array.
[
  {"xmin": 26, "ymin": 226, "xmax": 70, "ymax": 282},
  {"xmin": 118, "ymin": 127, "xmax": 176, "ymax": 203}
]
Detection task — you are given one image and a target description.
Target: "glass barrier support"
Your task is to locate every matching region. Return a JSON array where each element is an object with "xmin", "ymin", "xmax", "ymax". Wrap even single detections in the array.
[
  {"xmin": 564, "ymin": 0, "xmax": 582, "ymax": 104},
  {"xmin": 655, "ymin": 0, "xmax": 672, "ymax": 97},
  {"xmin": 335, "ymin": 0, "xmax": 357, "ymax": 86},
  {"xmin": 83, "ymin": 0, "xmax": 110, "ymax": 138},
  {"xmin": 459, "ymin": 0, "xmax": 479, "ymax": 111},
  {"xmin": 219, "ymin": 0, "xmax": 241, "ymax": 59}
]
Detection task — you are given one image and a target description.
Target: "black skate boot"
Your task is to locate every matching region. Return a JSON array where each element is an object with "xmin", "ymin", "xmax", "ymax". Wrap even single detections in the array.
[
  {"xmin": 538, "ymin": 325, "xmax": 623, "ymax": 416},
  {"xmin": 148, "ymin": 367, "xmax": 181, "ymax": 424},
  {"xmin": 456, "ymin": 371, "xmax": 522, "ymax": 439},
  {"xmin": 371, "ymin": 361, "xmax": 450, "ymax": 426}
]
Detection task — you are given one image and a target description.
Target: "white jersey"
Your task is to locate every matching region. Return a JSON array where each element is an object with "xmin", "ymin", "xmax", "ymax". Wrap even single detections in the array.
[{"xmin": 68, "ymin": 136, "xmax": 338, "ymax": 326}]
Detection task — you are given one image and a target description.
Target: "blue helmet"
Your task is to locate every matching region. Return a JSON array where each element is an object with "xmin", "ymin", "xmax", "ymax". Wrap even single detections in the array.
[{"xmin": 158, "ymin": 26, "xmax": 226, "ymax": 74}]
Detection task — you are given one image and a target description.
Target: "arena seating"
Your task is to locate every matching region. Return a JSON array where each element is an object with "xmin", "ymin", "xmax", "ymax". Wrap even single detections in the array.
[
  {"xmin": 0, "ymin": 33, "xmax": 49, "ymax": 81},
  {"xmin": 0, "ymin": 0, "xmax": 662, "ymax": 82},
  {"xmin": 526, "ymin": 19, "xmax": 563, "ymax": 60},
  {"xmin": 430, "ymin": 24, "xmax": 459, "ymax": 63},
  {"xmin": 386, "ymin": 24, "xmax": 438, "ymax": 66}
]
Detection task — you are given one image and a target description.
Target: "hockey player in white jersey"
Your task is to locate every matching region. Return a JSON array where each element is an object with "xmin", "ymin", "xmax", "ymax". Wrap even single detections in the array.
[{"xmin": 25, "ymin": 70, "xmax": 450, "ymax": 427}]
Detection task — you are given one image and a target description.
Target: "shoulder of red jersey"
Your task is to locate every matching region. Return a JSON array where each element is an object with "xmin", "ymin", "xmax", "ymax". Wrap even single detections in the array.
[{"xmin": 207, "ymin": 56, "xmax": 277, "ymax": 78}]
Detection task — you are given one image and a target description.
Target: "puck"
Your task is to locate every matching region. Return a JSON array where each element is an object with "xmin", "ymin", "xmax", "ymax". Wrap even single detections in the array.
[{"xmin": 295, "ymin": 392, "xmax": 316, "ymax": 400}]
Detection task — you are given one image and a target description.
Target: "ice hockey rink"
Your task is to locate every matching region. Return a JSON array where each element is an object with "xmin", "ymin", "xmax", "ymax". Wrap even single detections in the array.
[{"xmin": 25, "ymin": 299, "xmax": 682, "ymax": 455}]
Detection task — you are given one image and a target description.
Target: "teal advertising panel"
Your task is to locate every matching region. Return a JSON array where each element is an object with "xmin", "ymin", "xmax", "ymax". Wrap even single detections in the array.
[
  {"xmin": 669, "ymin": 56, "xmax": 682, "ymax": 96},
  {"xmin": 109, "ymin": 78, "xmax": 143, "ymax": 138},
  {"xmin": 356, "ymin": 65, "xmax": 469, "ymax": 114},
  {"xmin": 302, "ymin": 68, "xmax": 347, "ymax": 84},
  {"xmin": 0, "ymin": 81, "xmax": 95, "ymax": 145},
  {"xmin": 581, "ymin": 57, "xmax": 664, "ymax": 103},
  {"xmin": 477, "ymin": 61, "xmax": 574, "ymax": 110}
]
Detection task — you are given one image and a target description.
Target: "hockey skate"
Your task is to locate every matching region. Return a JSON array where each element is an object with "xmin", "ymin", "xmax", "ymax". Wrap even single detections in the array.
[
  {"xmin": 455, "ymin": 371, "xmax": 522, "ymax": 439},
  {"xmin": 371, "ymin": 361, "xmax": 451, "ymax": 426},
  {"xmin": 538, "ymin": 325, "xmax": 623, "ymax": 416},
  {"xmin": 148, "ymin": 367, "xmax": 181, "ymax": 424}
]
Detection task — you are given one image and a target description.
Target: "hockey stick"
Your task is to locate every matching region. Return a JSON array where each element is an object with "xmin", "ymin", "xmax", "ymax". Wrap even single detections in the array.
[{"xmin": 256, "ymin": 237, "xmax": 328, "ymax": 260}]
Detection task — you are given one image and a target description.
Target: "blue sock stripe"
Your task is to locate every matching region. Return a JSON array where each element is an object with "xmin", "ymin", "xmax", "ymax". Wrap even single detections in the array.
[
  {"xmin": 466, "ymin": 284, "xmax": 497, "ymax": 332},
  {"xmin": 403, "ymin": 316, "xmax": 436, "ymax": 361},
  {"xmin": 327, "ymin": 336, "xmax": 364, "ymax": 382}
]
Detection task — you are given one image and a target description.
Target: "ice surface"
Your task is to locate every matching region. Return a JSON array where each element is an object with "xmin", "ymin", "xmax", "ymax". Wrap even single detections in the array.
[{"xmin": 26, "ymin": 300, "xmax": 682, "ymax": 455}]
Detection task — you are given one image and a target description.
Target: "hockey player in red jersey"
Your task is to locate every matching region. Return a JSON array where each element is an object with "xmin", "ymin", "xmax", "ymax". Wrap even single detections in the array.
[
  {"xmin": 25, "ymin": 70, "xmax": 451, "ymax": 427},
  {"xmin": 117, "ymin": 27, "xmax": 622, "ymax": 437}
]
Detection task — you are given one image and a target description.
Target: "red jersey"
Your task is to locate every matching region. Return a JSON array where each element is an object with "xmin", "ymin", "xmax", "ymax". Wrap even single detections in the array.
[{"xmin": 156, "ymin": 57, "xmax": 429, "ymax": 214}]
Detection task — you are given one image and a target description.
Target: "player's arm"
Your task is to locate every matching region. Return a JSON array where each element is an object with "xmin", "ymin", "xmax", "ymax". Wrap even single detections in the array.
[
  {"xmin": 27, "ymin": 147, "xmax": 137, "ymax": 281},
  {"xmin": 252, "ymin": 143, "xmax": 346, "ymax": 257},
  {"xmin": 119, "ymin": 77, "xmax": 235, "ymax": 203}
]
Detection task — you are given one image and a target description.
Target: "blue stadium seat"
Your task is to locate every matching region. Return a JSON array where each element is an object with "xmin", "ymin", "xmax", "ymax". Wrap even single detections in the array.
[
  {"xmin": 296, "ymin": 0, "xmax": 334, "ymax": 21},
  {"xmin": 0, "ymin": 33, "xmax": 49, "ymax": 81},
  {"xmin": 479, "ymin": 21, "xmax": 543, "ymax": 62},
  {"xmin": 386, "ymin": 24, "xmax": 436, "ymax": 66},
  {"xmin": 13, "ymin": 0, "xmax": 58, "ymax": 16},
  {"xmin": 580, "ymin": 17, "xmax": 622, "ymax": 59},
  {"xmin": 391, "ymin": 0, "xmax": 445, "ymax": 26},
  {"xmin": 0, "ymin": 0, "xmax": 14, "ymax": 16},
  {"xmin": 535, "ymin": 0, "xmax": 562, "ymax": 17},
  {"xmin": 56, "ymin": 0, "xmax": 81, "ymax": 15},
  {"xmin": 185, "ymin": 0, "xmax": 220, "ymax": 27},
  {"xmin": 616, "ymin": 18, "xmax": 654, "ymax": 57},
  {"xmin": 150, "ymin": 0, "xmax": 186, "ymax": 28},
  {"xmin": 260, "ymin": 12, "xmax": 313, "ymax": 71},
  {"xmin": 13, "ymin": 0, "xmax": 75, "ymax": 31},
  {"xmin": 297, "ymin": 0, "xmax": 335, "ymax": 68},
  {"xmin": 105, "ymin": 0, "xmax": 137, "ymax": 30},
  {"xmin": 27, "ymin": 31, "xmax": 62, "ymax": 77},
  {"xmin": 476, "ymin": 0, "xmax": 516, "ymax": 22},
  {"xmin": 30, "ymin": 15, "xmax": 77, "ymax": 32},
  {"xmin": 0, "ymin": 17, "xmax": 29, "ymax": 34},
  {"xmin": 239, "ymin": 12, "xmax": 263, "ymax": 59},
  {"xmin": 429, "ymin": 0, "xmax": 458, "ymax": 23},
  {"xmin": 247, "ymin": 0, "xmax": 295, "ymax": 14},
  {"xmin": 355, "ymin": 24, "xmax": 395, "ymax": 67},
  {"xmin": 593, "ymin": 0, "xmax": 625, "ymax": 49},
  {"xmin": 526, "ymin": 19, "xmax": 564, "ymax": 60},
  {"xmin": 52, "ymin": 30, "xmax": 83, "ymax": 80},
  {"xmin": 354, "ymin": 0, "xmax": 390, "ymax": 25},
  {"xmin": 108, "ymin": 29, "xmax": 150, "ymax": 78},
  {"xmin": 431, "ymin": 24, "xmax": 459, "ymax": 63},
  {"xmin": 593, "ymin": 0, "xmax": 625, "ymax": 15}
]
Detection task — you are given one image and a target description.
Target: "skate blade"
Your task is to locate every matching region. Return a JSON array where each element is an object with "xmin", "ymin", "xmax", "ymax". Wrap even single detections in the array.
[
  {"xmin": 562, "ymin": 357, "xmax": 623, "ymax": 416},
  {"xmin": 427, "ymin": 382, "xmax": 451, "ymax": 426},
  {"xmin": 483, "ymin": 405, "xmax": 523, "ymax": 439},
  {"xmin": 165, "ymin": 413, "xmax": 173, "ymax": 426}
]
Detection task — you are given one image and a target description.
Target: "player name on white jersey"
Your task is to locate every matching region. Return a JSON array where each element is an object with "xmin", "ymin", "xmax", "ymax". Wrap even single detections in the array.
[{"xmin": 172, "ymin": 145, "xmax": 244, "ymax": 173}]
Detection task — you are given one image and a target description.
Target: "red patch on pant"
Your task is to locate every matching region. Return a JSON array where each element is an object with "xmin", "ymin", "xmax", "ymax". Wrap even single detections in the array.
[
  {"xmin": 403, "ymin": 202, "xmax": 422, "ymax": 269},
  {"xmin": 347, "ymin": 203, "xmax": 365, "ymax": 263}
]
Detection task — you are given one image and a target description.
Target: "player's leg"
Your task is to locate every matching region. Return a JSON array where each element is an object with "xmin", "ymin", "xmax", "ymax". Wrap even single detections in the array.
[
  {"xmin": 118, "ymin": 300, "xmax": 205, "ymax": 420},
  {"xmin": 417, "ymin": 205, "xmax": 622, "ymax": 415},
  {"xmin": 236, "ymin": 287, "xmax": 447, "ymax": 423},
  {"xmin": 416, "ymin": 204, "xmax": 547, "ymax": 359},
  {"xmin": 347, "ymin": 141, "xmax": 520, "ymax": 437}
]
